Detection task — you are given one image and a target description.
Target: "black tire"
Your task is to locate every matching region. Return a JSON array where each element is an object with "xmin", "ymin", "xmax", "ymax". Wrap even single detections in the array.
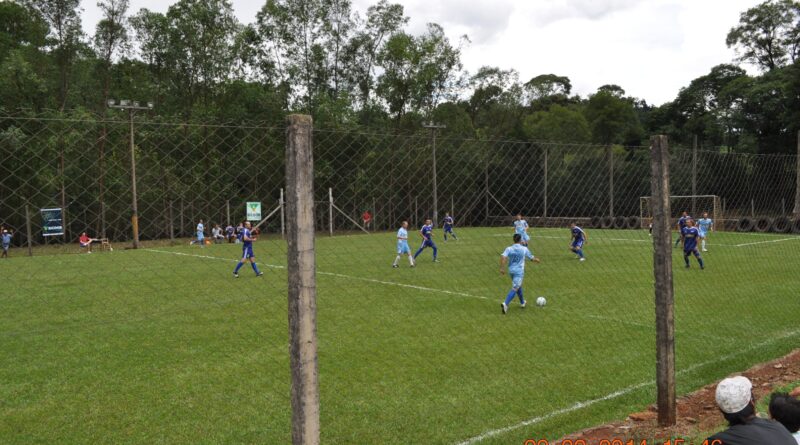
[
  {"xmin": 600, "ymin": 216, "xmax": 613, "ymax": 229},
  {"xmin": 754, "ymin": 217, "xmax": 771, "ymax": 232},
  {"xmin": 613, "ymin": 216, "xmax": 626, "ymax": 229},
  {"xmin": 771, "ymin": 216, "xmax": 791, "ymax": 233},
  {"xmin": 736, "ymin": 217, "xmax": 754, "ymax": 232},
  {"xmin": 626, "ymin": 216, "xmax": 641, "ymax": 229},
  {"xmin": 590, "ymin": 216, "xmax": 602, "ymax": 229}
]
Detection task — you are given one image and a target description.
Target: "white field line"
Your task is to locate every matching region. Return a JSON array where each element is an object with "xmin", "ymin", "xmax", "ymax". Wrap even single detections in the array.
[
  {"xmin": 734, "ymin": 237, "xmax": 800, "ymax": 247},
  {"xmin": 456, "ymin": 327, "xmax": 800, "ymax": 445}
]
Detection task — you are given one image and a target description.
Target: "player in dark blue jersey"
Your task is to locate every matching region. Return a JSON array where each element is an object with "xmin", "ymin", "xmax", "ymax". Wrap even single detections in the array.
[
  {"xmin": 233, "ymin": 221, "xmax": 264, "ymax": 278},
  {"xmin": 675, "ymin": 211, "xmax": 691, "ymax": 247},
  {"xmin": 681, "ymin": 219, "xmax": 704, "ymax": 269},
  {"xmin": 569, "ymin": 222, "xmax": 588, "ymax": 261},
  {"xmin": 442, "ymin": 212, "xmax": 458, "ymax": 242},
  {"xmin": 413, "ymin": 218, "xmax": 439, "ymax": 262}
]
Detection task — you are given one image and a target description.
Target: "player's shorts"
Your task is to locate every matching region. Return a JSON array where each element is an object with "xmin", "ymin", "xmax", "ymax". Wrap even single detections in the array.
[
  {"xmin": 397, "ymin": 241, "xmax": 410, "ymax": 254},
  {"xmin": 2, "ymin": 244, "xmax": 8, "ymax": 251},
  {"xmin": 444, "ymin": 224, "xmax": 453, "ymax": 233},
  {"xmin": 571, "ymin": 239, "xmax": 584, "ymax": 249},
  {"xmin": 197, "ymin": 233, "xmax": 204, "ymax": 240},
  {"xmin": 521, "ymin": 232, "xmax": 530, "ymax": 242},
  {"xmin": 242, "ymin": 245, "xmax": 255, "ymax": 259},
  {"xmin": 698, "ymin": 230, "xmax": 707, "ymax": 238},
  {"xmin": 421, "ymin": 239, "xmax": 436, "ymax": 249},
  {"xmin": 510, "ymin": 273, "xmax": 524, "ymax": 289},
  {"xmin": 684, "ymin": 247, "xmax": 700, "ymax": 256},
  {"xmin": 80, "ymin": 242, "xmax": 90, "ymax": 248}
]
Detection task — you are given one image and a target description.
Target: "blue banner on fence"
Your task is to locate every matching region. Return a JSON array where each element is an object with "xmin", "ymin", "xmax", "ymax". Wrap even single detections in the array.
[{"xmin": 41, "ymin": 208, "xmax": 64, "ymax": 237}]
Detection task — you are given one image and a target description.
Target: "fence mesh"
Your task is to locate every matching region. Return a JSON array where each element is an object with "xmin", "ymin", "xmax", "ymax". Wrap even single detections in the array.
[{"xmin": 1, "ymin": 113, "xmax": 799, "ymax": 444}]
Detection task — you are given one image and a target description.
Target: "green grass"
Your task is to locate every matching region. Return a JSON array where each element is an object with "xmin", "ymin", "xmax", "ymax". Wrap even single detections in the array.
[{"xmin": 1, "ymin": 227, "xmax": 799, "ymax": 444}]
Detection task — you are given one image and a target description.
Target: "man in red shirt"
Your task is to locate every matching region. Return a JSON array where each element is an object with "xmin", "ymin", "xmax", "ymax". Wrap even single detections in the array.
[
  {"xmin": 79, "ymin": 232, "xmax": 95, "ymax": 253},
  {"xmin": 362, "ymin": 210, "xmax": 372, "ymax": 228}
]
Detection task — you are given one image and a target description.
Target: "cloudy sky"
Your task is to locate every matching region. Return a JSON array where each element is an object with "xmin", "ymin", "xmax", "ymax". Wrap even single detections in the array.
[{"xmin": 79, "ymin": 0, "xmax": 763, "ymax": 106}]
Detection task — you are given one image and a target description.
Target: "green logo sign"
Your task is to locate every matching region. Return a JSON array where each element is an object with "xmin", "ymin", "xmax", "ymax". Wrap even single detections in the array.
[{"xmin": 246, "ymin": 202, "xmax": 262, "ymax": 221}]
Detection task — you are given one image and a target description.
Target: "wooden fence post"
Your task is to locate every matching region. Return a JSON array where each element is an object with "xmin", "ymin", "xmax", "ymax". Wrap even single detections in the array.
[
  {"xmin": 651, "ymin": 135, "xmax": 676, "ymax": 426},
  {"xmin": 285, "ymin": 114, "xmax": 320, "ymax": 445}
]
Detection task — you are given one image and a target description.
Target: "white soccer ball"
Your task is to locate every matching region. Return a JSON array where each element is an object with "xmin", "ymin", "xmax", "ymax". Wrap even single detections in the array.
[
  {"xmin": 110, "ymin": 247, "xmax": 113, "ymax": 252},
  {"xmin": 536, "ymin": 296, "xmax": 547, "ymax": 307}
]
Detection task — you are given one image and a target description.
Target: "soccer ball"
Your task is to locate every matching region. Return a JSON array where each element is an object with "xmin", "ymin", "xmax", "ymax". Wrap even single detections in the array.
[
  {"xmin": 109, "ymin": 247, "xmax": 113, "ymax": 252},
  {"xmin": 536, "ymin": 296, "xmax": 547, "ymax": 307}
]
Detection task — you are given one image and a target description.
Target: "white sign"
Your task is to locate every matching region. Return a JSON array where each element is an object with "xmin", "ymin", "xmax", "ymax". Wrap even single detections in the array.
[{"xmin": 246, "ymin": 202, "xmax": 262, "ymax": 221}]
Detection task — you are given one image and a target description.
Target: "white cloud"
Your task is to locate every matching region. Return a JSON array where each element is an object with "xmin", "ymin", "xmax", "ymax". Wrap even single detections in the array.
[{"xmin": 80, "ymin": 0, "xmax": 764, "ymax": 105}]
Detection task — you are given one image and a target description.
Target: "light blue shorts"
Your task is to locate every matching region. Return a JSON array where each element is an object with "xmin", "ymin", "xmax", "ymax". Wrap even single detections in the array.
[
  {"xmin": 510, "ymin": 273, "xmax": 524, "ymax": 289},
  {"xmin": 397, "ymin": 241, "xmax": 410, "ymax": 254},
  {"xmin": 521, "ymin": 232, "xmax": 530, "ymax": 242},
  {"xmin": 698, "ymin": 230, "xmax": 707, "ymax": 238}
]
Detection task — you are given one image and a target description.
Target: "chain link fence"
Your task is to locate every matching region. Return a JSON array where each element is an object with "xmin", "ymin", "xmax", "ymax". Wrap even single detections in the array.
[{"xmin": 2, "ymin": 112, "xmax": 799, "ymax": 444}]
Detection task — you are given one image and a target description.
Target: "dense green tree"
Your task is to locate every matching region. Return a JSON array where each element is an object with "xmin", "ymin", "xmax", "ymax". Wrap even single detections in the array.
[
  {"xmin": 523, "ymin": 104, "xmax": 590, "ymax": 143},
  {"xmin": 726, "ymin": 0, "xmax": 800, "ymax": 70}
]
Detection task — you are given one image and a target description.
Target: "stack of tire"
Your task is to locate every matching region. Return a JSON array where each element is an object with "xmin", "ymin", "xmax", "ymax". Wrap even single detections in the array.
[
  {"xmin": 735, "ymin": 216, "xmax": 800, "ymax": 233},
  {"xmin": 589, "ymin": 216, "xmax": 641, "ymax": 229}
]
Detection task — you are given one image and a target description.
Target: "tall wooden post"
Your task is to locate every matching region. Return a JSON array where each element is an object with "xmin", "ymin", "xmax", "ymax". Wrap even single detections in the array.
[
  {"xmin": 285, "ymin": 114, "xmax": 320, "ymax": 445},
  {"xmin": 226, "ymin": 200, "xmax": 231, "ymax": 226},
  {"xmin": 129, "ymin": 109, "xmax": 140, "ymax": 248},
  {"xmin": 25, "ymin": 204, "xmax": 33, "ymax": 257},
  {"xmin": 651, "ymin": 135, "xmax": 676, "ymax": 427}
]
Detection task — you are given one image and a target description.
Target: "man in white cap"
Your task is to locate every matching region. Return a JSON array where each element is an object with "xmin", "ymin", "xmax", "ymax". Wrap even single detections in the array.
[{"xmin": 707, "ymin": 376, "xmax": 796, "ymax": 444}]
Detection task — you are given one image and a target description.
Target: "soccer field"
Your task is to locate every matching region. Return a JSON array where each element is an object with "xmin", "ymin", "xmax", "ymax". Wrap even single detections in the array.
[{"xmin": 2, "ymin": 227, "xmax": 799, "ymax": 444}]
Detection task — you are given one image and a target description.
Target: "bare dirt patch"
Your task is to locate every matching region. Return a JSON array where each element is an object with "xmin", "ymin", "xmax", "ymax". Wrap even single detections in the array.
[{"xmin": 557, "ymin": 349, "xmax": 800, "ymax": 444}]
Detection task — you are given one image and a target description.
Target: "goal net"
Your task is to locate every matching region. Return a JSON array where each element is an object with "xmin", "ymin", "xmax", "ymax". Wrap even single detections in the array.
[{"xmin": 639, "ymin": 195, "xmax": 722, "ymax": 229}]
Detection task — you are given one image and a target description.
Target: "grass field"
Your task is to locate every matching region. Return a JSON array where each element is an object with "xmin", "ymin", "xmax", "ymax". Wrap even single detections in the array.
[{"xmin": 2, "ymin": 227, "xmax": 799, "ymax": 444}]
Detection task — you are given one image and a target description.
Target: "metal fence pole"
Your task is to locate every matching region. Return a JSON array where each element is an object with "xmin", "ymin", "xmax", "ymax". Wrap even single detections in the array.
[
  {"xmin": 226, "ymin": 199, "xmax": 230, "ymax": 226},
  {"xmin": 281, "ymin": 188, "xmax": 286, "ymax": 239},
  {"xmin": 285, "ymin": 114, "xmax": 320, "ymax": 445},
  {"xmin": 692, "ymin": 135, "xmax": 698, "ymax": 215},
  {"xmin": 608, "ymin": 146, "xmax": 615, "ymax": 217},
  {"xmin": 25, "ymin": 204, "xmax": 33, "ymax": 257},
  {"xmin": 794, "ymin": 130, "xmax": 800, "ymax": 220},
  {"xmin": 328, "ymin": 188, "xmax": 334, "ymax": 237},
  {"xmin": 168, "ymin": 199, "xmax": 174, "ymax": 243},
  {"xmin": 651, "ymin": 135, "xmax": 676, "ymax": 426},
  {"xmin": 129, "ymin": 109, "xmax": 140, "ymax": 249},
  {"xmin": 543, "ymin": 146, "xmax": 549, "ymax": 218}
]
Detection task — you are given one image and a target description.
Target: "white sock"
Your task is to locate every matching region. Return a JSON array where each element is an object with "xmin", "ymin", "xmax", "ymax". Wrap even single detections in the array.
[
  {"xmin": 408, "ymin": 256, "xmax": 415, "ymax": 266},
  {"xmin": 702, "ymin": 240, "xmax": 706, "ymax": 249},
  {"xmin": 393, "ymin": 255, "xmax": 400, "ymax": 266}
]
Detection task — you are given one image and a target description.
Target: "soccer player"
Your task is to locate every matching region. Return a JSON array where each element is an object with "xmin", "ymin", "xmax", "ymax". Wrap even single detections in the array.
[
  {"xmin": 513, "ymin": 213, "xmax": 530, "ymax": 246},
  {"xmin": 500, "ymin": 233, "xmax": 540, "ymax": 314},
  {"xmin": 190, "ymin": 219, "xmax": 205, "ymax": 247},
  {"xmin": 674, "ymin": 211, "xmax": 690, "ymax": 247},
  {"xmin": 1, "ymin": 229, "xmax": 11, "ymax": 258},
  {"xmin": 392, "ymin": 221, "xmax": 415, "ymax": 268},
  {"xmin": 697, "ymin": 212, "xmax": 713, "ymax": 252},
  {"xmin": 569, "ymin": 222, "xmax": 588, "ymax": 261},
  {"xmin": 225, "ymin": 224, "xmax": 235, "ymax": 243},
  {"xmin": 442, "ymin": 212, "xmax": 458, "ymax": 241},
  {"xmin": 413, "ymin": 219, "xmax": 438, "ymax": 262},
  {"xmin": 682, "ymin": 219, "xmax": 705, "ymax": 269},
  {"xmin": 233, "ymin": 221, "xmax": 264, "ymax": 278}
]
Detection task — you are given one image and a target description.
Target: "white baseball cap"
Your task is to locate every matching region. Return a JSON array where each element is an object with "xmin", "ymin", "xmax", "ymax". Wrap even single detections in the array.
[{"xmin": 715, "ymin": 376, "xmax": 753, "ymax": 414}]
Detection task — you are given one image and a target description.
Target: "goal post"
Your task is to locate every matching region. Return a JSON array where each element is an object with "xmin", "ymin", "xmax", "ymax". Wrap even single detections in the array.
[{"xmin": 640, "ymin": 195, "xmax": 722, "ymax": 230}]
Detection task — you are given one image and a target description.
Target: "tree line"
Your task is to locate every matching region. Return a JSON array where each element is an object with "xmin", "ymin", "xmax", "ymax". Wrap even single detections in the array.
[{"xmin": 0, "ymin": 0, "xmax": 799, "ymax": 153}]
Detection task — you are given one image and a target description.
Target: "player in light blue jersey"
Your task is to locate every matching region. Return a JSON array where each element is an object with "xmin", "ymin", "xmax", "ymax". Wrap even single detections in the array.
[
  {"xmin": 569, "ymin": 222, "xmax": 588, "ymax": 261},
  {"xmin": 697, "ymin": 212, "xmax": 713, "ymax": 252},
  {"xmin": 513, "ymin": 213, "xmax": 530, "ymax": 246},
  {"xmin": 500, "ymin": 233, "xmax": 540, "ymax": 314},
  {"xmin": 392, "ymin": 221, "xmax": 415, "ymax": 268},
  {"xmin": 190, "ymin": 219, "xmax": 205, "ymax": 247},
  {"xmin": 675, "ymin": 211, "xmax": 690, "ymax": 247},
  {"xmin": 413, "ymin": 219, "xmax": 438, "ymax": 262},
  {"xmin": 233, "ymin": 221, "xmax": 264, "ymax": 278},
  {"xmin": 1, "ymin": 228, "xmax": 11, "ymax": 258},
  {"xmin": 442, "ymin": 213, "xmax": 458, "ymax": 241},
  {"xmin": 681, "ymin": 219, "xmax": 704, "ymax": 269}
]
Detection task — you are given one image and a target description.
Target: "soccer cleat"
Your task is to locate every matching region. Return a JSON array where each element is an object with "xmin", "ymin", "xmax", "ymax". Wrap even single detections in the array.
[
  {"xmin": 392, "ymin": 264, "xmax": 399, "ymax": 268},
  {"xmin": 579, "ymin": 258, "xmax": 586, "ymax": 262},
  {"xmin": 702, "ymin": 249, "xmax": 708, "ymax": 252},
  {"xmin": 256, "ymin": 272, "xmax": 264, "ymax": 277},
  {"xmin": 433, "ymin": 259, "xmax": 440, "ymax": 263},
  {"xmin": 501, "ymin": 302, "xmax": 508, "ymax": 315},
  {"xmin": 233, "ymin": 273, "xmax": 239, "ymax": 278},
  {"xmin": 520, "ymin": 301, "xmax": 526, "ymax": 309}
]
